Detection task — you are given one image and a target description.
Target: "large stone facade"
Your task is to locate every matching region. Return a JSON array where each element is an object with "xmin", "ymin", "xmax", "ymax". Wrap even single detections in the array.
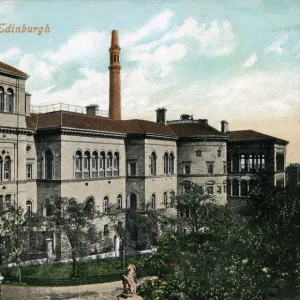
[{"xmin": 0, "ymin": 31, "xmax": 289, "ymax": 258}]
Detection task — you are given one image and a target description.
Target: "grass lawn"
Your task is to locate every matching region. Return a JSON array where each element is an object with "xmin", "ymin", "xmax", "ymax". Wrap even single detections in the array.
[{"xmin": 1, "ymin": 255, "xmax": 154, "ymax": 286}]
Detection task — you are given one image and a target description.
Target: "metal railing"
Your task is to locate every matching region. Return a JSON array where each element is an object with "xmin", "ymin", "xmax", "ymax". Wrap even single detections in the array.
[{"xmin": 30, "ymin": 103, "xmax": 108, "ymax": 117}]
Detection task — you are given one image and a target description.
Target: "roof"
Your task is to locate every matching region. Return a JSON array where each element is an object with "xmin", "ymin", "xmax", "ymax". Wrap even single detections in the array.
[
  {"xmin": 26, "ymin": 111, "xmax": 126, "ymax": 134},
  {"xmin": 122, "ymin": 119, "xmax": 177, "ymax": 137},
  {"xmin": 227, "ymin": 130, "xmax": 288, "ymax": 145},
  {"xmin": 170, "ymin": 122, "xmax": 226, "ymax": 138},
  {"xmin": 0, "ymin": 61, "xmax": 28, "ymax": 77}
]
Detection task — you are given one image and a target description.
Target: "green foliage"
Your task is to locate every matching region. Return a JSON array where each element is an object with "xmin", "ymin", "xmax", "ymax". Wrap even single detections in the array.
[{"xmin": 140, "ymin": 185, "xmax": 300, "ymax": 300}]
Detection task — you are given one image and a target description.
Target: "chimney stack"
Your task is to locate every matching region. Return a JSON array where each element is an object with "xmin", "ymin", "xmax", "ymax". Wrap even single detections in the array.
[
  {"xmin": 108, "ymin": 30, "xmax": 121, "ymax": 120},
  {"xmin": 86, "ymin": 104, "xmax": 99, "ymax": 116},
  {"xmin": 156, "ymin": 107, "xmax": 167, "ymax": 125},
  {"xmin": 221, "ymin": 120, "xmax": 229, "ymax": 133}
]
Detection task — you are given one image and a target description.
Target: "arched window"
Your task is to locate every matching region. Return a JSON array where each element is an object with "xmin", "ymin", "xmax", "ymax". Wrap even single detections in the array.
[
  {"xmin": 169, "ymin": 153, "xmax": 174, "ymax": 175},
  {"xmin": 85, "ymin": 197, "xmax": 95, "ymax": 217},
  {"xmin": 44, "ymin": 150, "xmax": 53, "ymax": 179},
  {"xmin": 103, "ymin": 196, "xmax": 109, "ymax": 213},
  {"xmin": 163, "ymin": 192, "xmax": 168, "ymax": 208},
  {"xmin": 117, "ymin": 194, "xmax": 122, "ymax": 210},
  {"xmin": 75, "ymin": 151, "xmax": 82, "ymax": 179},
  {"xmin": 0, "ymin": 87, "xmax": 4, "ymax": 111},
  {"xmin": 169, "ymin": 191, "xmax": 175, "ymax": 207},
  {"xmin": 83, "ymin": 151, "xmax": 90, "ymax": 178},
  {"xmin": 249, "ymin": 154, "xmax": 254, "ymax": 171},
  {"xmin": 261, "ymin": 154, "xmax": 265, "ymax": 170},
  {"xmin": 150, "ymin": 152, "xmax": 156, "ymax": 176},
  {"xmin": 91, "ymin": 151, "xmax": 98, "ymax": 178},
  {"xmin": 106, "ymin": 152, "xmax": 113, "ymax": 176},
  {"xmin": 151, "ymin": 194, "xmax": 156, "ymax": 209},
  {"xmin": 163, "ymin": 153, "xmax": 168, "ymax": 174},
  {"xmin": 5, "ymin": 195, "xmax": 11, "ymax": 209},
  {"xmin": 0, "ymin": 157, "xmax": 2, "ymax": 180},
  {"xmin": 129, "ymin": 193, "xmax": 137, "ymax": 210},
  {"xmin": 240, "ymin": 155, "xmax": 246, "ymax": 171},
  {"xmin": 232, "ymin": 179, "xmax": 239, "ymax": 196},
  {"xmin": 45, "ymin": 199, "xmax": 53, "ymax": 217},
  {"xmin": 240, "ymin": 180, "xmax": 248, "ymax": 196},
  {"xmin": 6, "ymin": 88, "xmax": 13, "ymax": 113},
  {"xmin": 26, "ymin": 200, "xmax": 33, "ymax": 215},
  {"xmin": 4, "ymin": 156, "xmax": 11, "ymax": 180},
  {"xmin": 99, "ymin": 151, "xmax": 105, "ymax": 177},
  {"xmin": 114, "ymin": 152, "xmax": 119, "ymax": 176},
  {"xmin": 207, "ymin": 164, "xmax": 213, "ymax": 175}
]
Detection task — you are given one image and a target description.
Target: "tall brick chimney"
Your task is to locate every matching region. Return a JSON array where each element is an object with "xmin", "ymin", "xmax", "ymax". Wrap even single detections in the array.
[
  {"xmin": 156, "ymin": 107, "xmax": 167, "ymax": 124},
  {"xmin": 109, "ymin": 30, "xmax": 121, "ymax": 120}
]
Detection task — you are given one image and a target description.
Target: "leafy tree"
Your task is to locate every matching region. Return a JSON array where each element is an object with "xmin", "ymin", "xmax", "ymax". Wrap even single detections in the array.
[{"xmin": 44, "ymin": 196, "xmax": 100, "ymax": 277}]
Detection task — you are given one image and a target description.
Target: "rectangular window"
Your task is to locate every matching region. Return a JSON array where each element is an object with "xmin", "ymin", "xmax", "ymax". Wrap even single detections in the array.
[
  {"xmin": 5, "ymin": 194, "xmax": 11, "ymax": 209},
  {"xmin": 183, "ymin": 164, "xmax": 191, "ymax": 175},
  {"xmin": 26, "ymin": 164, "xmax": 32, "ymax": 179},
  {"xmin": 103, "ymin": 224, "xmax": 109, "ymax": 237},
  {"xmin": 217, "ymin": 186, "xmax": 221, "ymax": 194},
  {"xmin": 207, "ymin": 163, "xmax": 214, "ymax": 175},
  {"xmin": 223, "ymin": 161, "xmax": 227, "ymax": 174},
  {"xmin": 127, "ymin": 161, "xmax": 137, "ymax": 176}
]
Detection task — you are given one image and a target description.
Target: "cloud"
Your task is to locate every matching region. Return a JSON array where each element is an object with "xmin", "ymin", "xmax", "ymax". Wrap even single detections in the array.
[
  {"xmin": 173, "ymin": 18, "xmax": 238, "ymax": 56},
  {"xmin": 0, "ymin": 0, "xmax": 16, "ymax": 18},
  {"xmin": 266, "ymin": 34, "xmax": 288, "ymax": 55},
  {"xmin": 43, "ymin": 31, "xmax": 107, "ymax": 64},
  {"xmin": 242, "ymin": 53, "xmax": 258, "ymax": 69},
  {"xmin": 121, "ymin": 10, "xmax": 174, "ymax": 47},
  {"xmin": 0, "ymin": 47, "xmax": 21, "ymax": 62}
]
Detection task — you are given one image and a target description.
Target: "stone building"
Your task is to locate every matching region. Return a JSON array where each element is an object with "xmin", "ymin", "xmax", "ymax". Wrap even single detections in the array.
[{"xmin": 0, "ymin": 30, "xmax": 288, "ymax": 257}]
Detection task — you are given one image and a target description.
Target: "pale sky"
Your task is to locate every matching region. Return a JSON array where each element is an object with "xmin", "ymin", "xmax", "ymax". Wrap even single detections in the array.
[{"xmin": 0, "ymin": 0, "xmax": 299, "ymax": 163}]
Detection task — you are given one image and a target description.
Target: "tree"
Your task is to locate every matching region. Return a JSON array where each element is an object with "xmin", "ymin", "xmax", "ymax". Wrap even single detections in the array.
[{"xmin": 44, "ymin": 196, "xmax": 100, "ymax": 277}]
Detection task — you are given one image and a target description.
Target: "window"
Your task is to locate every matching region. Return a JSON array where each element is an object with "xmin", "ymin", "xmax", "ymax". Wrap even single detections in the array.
[
  {"xmin": 150, "ymin": 152, "xmax": 156, "ymax": 175},
  {"xmin": 261, "ymin": 154, "xmax": 265, "ymax": 170},
  {"xmin": 91, "ymin": 151, "xmax": 98, "ymax": 178},
  {"xmin": 83, "ymin": 151, "xmax": 90, "ymax": 178},
  {"xmin": 106, "ymin": 152, "xmax": 113, "ymax": 176},
  {"xmin": 183, "ymin": 164, "xmax": 191, "ymax": 175},
  {"xmin": 163, "ymin": 192, "xmax": 168, "ymax": 207},
  {"xmin": 26, "ymin": 164, "xmax": 32, "ymax": 179},
  {"xmin": 227, "ymin": 158, "xmax": 232, "ymax": 172},
  {"xmin": 44, "ymin": 150, "xmax": 53, "ymax": 179},
  {"xmin": 163, "ymin": 153, "xmax": 168, "ymax": 174},
  {"xmin": 129, "ymin": 193, "xmax": 137, "ymax": 210},
  {"xmin": 0, "ymin": 87, "xmax": 4, "ymax": 111},
  {"xmin": 85, "ymin": 197, "xmax": 95, "ymax": 217},
  {"xmin": 127, "ymin": 161, "xmax": 137, "ymax": 176},
  {"xmin": 103, "ymin": 196, "xmax": 109, "ymax": 213},
  {"xmin": 75, "ymin": 151, "xmax": 82, "ymax": 179},
  {"xmin": 26, "ymin": 200, "xmax": 32, "ymax": 215},
  {"xmin": 117, "ymin": 194, "xmax": 122, "ymax": 210},
  {"xmin": 151, "ymin": 194, "xmax": 156, "ymax": 209},
  {"xmin": 207, "ymin": 163, "xmax": 213, "ymax": 175},
  {"xmin": 217, "ymin": 186, "xmax": 221, "ymax": 194},
  {"xmin": 249, "ymin": 155, "xmax": 254, "ymax": 171},
  {"xmin": 45, "ymin": 200, "xmax": 53, "ymax": 217},
  {"xmin": 206, "ymin": 186, "xmax": 213, "ymax": 194},
  {"xmin": 232, "ymin": 180, "xmax": 239, "ymax": 196},
  {"xmin": 99, "ymin": 151, "xmax": 105, "ymax": 177},
  {"xmin": 5, "ymin": 194, "xmax": 11, "ymax": 209},
  {"xmin": 217, "ymin": 150, "xmax": 221, "ymax": 157},
  {"xmin": 4, "ymin": 156, "xmax": 11, "ymax": 180},
  {"xmin": 169, "ymin": 191, "xmax": 175, "ymax": 207},
  {"xmin": 240, "ymin": 155, "xmax": 246, "ymax": 171},
  {"xmin": 223, "ymin": 161, "xmax": 226, "ymax": 174},
  {"xmin": 114, "ymin": 152, "xmax": 119, "ymax": 176},
  {"xmin": 0, "ymin": 157, "xmax": 2, "ymax": 180},
  {"xmin": 240, "ymin": 180, "xmax": 248, "ymax": 196},
  {"xmin": 227, "ymin": 180, "xmax": 231, "ymax": 196},
  {"xmin": 6, "ymin": 88, "xmax": 13, "ymax": 113},
  {"xmin": 103, "ymin": 224, "xmax": 109, "ymax": 237},
  {"xmin": 276, "ymin": 179, "xmax": 284, "ymax": 188},
  {"xmin": 169, "ymin": 153, "xmax": 175, "ymax": 174}
]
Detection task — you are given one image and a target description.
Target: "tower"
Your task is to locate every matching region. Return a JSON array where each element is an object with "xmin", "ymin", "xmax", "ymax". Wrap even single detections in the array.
[{"xmin": 109, "ymin": 30, "xmax": 121, "ymax": 120}]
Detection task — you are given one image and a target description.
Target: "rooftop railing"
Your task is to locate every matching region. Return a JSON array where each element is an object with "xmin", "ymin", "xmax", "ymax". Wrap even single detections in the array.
[{"xmin": 30, "ymin": 103, "xmax": 108, "ymax": 117}]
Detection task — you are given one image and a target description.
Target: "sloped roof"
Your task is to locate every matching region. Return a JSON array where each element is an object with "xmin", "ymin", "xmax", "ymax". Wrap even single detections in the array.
[
  {"xmin": 122, "ymin": 119, "xmax": 177, "ymax": 137},
  {"xmin": 0, "ymin": 61, "xmax": 28, "ymax": 77},
  {"xmin": 227, "ymin": 130, "xmax": 288, "ymax": 144},
  {"xmin": 170, "ymin": 122, "xmax": 226, "ymax": 138}
]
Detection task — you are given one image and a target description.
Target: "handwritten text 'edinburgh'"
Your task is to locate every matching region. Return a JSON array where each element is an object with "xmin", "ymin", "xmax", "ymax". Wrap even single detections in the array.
[{"xmin": 0, "ymin": 23, "xmax": 50, "ymax": 36}]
